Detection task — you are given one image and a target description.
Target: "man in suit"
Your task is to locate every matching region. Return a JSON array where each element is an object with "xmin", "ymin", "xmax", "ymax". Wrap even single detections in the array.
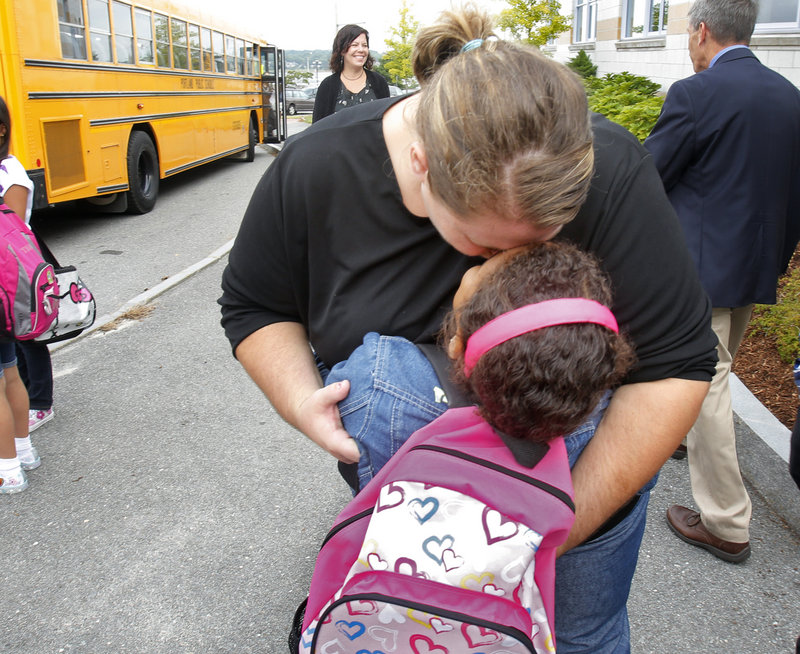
[{"xmin": 645, "ymin": 0, "xmax": 800, "ymax": 563}]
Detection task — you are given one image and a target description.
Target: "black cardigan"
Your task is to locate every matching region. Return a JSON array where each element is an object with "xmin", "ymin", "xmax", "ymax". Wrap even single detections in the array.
[{"xmin": 311, "ymin": 69, "xmax": 390, "ymax": 123}]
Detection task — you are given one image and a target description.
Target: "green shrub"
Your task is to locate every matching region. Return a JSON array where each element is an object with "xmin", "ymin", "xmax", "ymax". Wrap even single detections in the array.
[
  {"xmin": 567, "ymin": 49, "xmax": 597, "ymax": 79},
  {"xmin": 586, "ymin": 72, "xmax": 664, "ymax": 142},
  {"xmin": 748, "ymin": 254, "xmax": 800, "ymax": 363}
]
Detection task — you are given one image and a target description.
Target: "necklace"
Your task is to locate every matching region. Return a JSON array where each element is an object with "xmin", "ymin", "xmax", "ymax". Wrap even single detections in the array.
[{"xmin": 341, "ymin": 69, "xmax": 365, "ymax": 81}]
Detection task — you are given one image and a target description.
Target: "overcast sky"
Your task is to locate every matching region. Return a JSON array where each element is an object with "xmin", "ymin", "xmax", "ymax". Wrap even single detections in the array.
[{"xmin": 214, "ymin": 0, "xmax": 509, "ymax": 51}]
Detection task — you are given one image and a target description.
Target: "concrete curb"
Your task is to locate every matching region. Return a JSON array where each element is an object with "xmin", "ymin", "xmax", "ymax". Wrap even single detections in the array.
[{"xmin": 49, "ymin": 238, "xmax": 234, "ymax": 353}]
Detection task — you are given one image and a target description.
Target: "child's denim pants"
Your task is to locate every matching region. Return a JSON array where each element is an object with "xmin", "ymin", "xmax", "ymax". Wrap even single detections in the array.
[{"xmin": 325, "ymin": 333, "xmax": 450, "ymax": 491}]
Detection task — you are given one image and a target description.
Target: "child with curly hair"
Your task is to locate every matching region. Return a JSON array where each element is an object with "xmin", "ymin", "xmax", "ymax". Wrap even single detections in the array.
[{"xmin": 325, "ymin": 240, "xmax": 635, "ymax": 492}]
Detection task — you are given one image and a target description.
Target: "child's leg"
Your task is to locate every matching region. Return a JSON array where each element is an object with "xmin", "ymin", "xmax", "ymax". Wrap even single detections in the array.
[
  {"xmin": 4, "ymin": 364, "xmax": 29, "ymax": 437},
  {"xmin": 0, "ymin": 376, "xmax": 15, "ymax": 459},
  {"xmin": 0, "ymin": 345, "xmax": 28, "ymax": 493}
]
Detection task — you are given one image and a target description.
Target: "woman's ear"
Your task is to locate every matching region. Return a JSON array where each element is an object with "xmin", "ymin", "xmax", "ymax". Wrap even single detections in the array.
[{"xmin": 409, "ymin": 141, "xmax": 429, "ymax": 182}]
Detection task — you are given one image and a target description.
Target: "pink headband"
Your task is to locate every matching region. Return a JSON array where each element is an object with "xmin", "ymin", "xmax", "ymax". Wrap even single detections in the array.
[{"xmin": 463, "ymin": 298, "xmax": 619, "ymax": 377}]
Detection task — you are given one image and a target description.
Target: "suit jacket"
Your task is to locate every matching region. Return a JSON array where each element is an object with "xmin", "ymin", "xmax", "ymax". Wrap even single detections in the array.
[{"xmin": 645, "ymin": 48, "xmax": 800, "ymax": 306}]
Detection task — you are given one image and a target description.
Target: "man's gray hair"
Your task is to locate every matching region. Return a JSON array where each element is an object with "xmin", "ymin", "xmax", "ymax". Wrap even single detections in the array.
[{"xmin": 688, "ymin": 0, "xmax": 758, "ymax": 43}]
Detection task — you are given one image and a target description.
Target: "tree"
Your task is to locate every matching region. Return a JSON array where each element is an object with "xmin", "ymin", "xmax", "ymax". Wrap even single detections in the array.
[
  {"xmin": 566, "ymin": 49, "xmax": 597, "ymax": 78},
  {"xmin": 381, "ymin": 0, "xmax": 420, "ymax": 89},
  {"xmin": 497, "ymin": 0, "xmax": 572, "ymax": 48},
  {"xmin": 286, "ymin": 70, "xmax": 314, "ymax": 88}
]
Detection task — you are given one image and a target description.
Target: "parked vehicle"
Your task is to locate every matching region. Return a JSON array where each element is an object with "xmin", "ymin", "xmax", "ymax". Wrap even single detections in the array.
[{"xmin": 286, "ymin": 88, "xmax": 316, "ymax": 115}]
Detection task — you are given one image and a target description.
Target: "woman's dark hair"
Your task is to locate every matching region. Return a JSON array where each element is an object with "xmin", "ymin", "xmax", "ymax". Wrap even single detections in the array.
[
  {"xmin": 0, "ymin": 96, "xmax": 10, "ymax": 161},
  {"xmin": 329, "ymin": 25, "xmax": 375, "ymax": 73},
  {"xmin": 443, "ymin": 241, "xmax": 636, "ymax": 444}
]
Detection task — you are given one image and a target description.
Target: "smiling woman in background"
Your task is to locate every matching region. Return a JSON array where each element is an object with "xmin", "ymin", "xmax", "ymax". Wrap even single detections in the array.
[{"xmin": 311, "ymin": 24, "xmax": 390, "ymax": 123}]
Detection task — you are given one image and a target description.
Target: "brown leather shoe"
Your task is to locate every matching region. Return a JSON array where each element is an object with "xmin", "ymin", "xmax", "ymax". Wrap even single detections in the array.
[
  {"xmin": 666, "ymin": 504, "xmax": 751, "ymax": 563},
  {"xmin": 671, "ymin": 444, "xmax": 688, "ymax": 460}
]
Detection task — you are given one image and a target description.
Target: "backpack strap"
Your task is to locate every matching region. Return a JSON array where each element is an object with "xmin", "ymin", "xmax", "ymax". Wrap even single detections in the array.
[
  {"xmin": 416, "ymin": 342, "xmax": 471, "ymax": 409},
  {"xmin": 27, "ymin": 226, "xmax": 60, "ymax": 267},
  {"xmin": 417, "ymin": 342, "xmax": 550, "ymax": 469}
]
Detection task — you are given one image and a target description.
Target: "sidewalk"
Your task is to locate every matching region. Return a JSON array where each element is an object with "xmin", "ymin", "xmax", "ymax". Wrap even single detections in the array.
[{"xmin": 1, "ymin": 255, "xmax": 798, "ymax": 653}]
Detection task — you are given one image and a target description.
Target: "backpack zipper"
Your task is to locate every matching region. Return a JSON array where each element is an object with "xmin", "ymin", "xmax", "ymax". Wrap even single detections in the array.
[
  {"xmin": 312, "ymin": 590, "xmax": 536, "ymax": 654},
  {"xmin": 411, "ymin": 444, "xmax": 575, "ymax": 512}
]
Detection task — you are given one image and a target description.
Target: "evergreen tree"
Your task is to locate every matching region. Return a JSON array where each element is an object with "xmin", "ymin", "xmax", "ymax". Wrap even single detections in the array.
[{"xmin": 566, "ymin": 49, "xmax": 597, "ymax": 78}]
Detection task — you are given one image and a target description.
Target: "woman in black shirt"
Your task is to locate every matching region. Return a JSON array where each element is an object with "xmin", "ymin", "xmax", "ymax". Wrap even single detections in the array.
[{"xmin": 311, "ymin": 24, "xmax": 390, "ymax": 123}]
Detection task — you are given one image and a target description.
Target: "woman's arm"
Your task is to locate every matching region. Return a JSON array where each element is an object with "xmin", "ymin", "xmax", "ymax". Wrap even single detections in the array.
[
  {"xmin": 558, "ymin": 377, "xmax": 709, "ymax": 554},
  {"xmin": 235, "ymin": 321, "xmax": 360, "ymax": 463}
]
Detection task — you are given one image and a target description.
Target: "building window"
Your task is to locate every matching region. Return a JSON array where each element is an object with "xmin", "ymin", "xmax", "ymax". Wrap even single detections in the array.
[
  {"xmin": 135, "ymin": 8, "xmax": 154, "ymax": 64},
  {"xmin": 575, "ymin": 0, "xmax": 597, "ymax": 42},
  {"xmin": 58, "ymin": 0, "xmax": 87, "ymax": 60},
  {"xmin": 756, "ymin": 0, "xmax": 800, "ymax": 29},
  {"xmin": 113, "ymin": 1, "xmax": 134, "ymax": 64},
  {"xmin": 625, "ymin": 0, "xmax": 669, "ymax": 36}
]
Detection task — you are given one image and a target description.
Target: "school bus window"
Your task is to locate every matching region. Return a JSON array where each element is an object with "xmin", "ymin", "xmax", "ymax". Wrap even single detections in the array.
[
  {"xmin": 225, "ymin": 35, "xmax": 235, "ymax": 73},
  {"xmin": 235, "ymin": 38, "xmax": 245, "ymax": 75},
  {"xmin": 135, "ymin": 8, "xmax": 154, "ymax": 64},
  {"xmin": 212, "ymin": 31, "xmax": 224, "ymax": 72},
  {"xmin": 114, "ymin": 1, "xmax": 135, "ymax": 64},
  {"xmin": 189, "ymin": 24, "xmax": 201, "ymax": 70},
  {"xmin": 154, "ymin": 13, "xmax": 170, "ymax": 67},
  {"xmin": 89, "ymin": 0, "xmax": 112, "ymax": 62},
  {"xmin": 57, "ymin": 0, "xmax": 88, "ymax": 60},
  {"xmin": 201, "ymin": 27, "xmax": 212, "ymax": 71},
  {"xmin": 172, "ymin": 19, "xmax": 188, "ymax": 69}
]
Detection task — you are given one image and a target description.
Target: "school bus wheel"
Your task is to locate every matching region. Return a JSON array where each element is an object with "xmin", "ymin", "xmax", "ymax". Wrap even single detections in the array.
[{"xmin": 126, "ymin": 131, "xmax": 159, "ymax": 214}]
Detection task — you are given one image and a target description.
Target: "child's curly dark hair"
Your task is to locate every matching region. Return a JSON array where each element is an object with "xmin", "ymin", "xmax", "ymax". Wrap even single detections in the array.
[{"xmin": 442, "ymin": 241, "xmax": 636, "ymax": 443}]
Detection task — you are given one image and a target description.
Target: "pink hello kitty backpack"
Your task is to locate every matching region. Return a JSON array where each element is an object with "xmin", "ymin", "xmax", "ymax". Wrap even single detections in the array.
[
  {"xmin": 289, "ymin": 406, "xmax": 575, "ymax": 654},
  {"xmin": 0, "ymin": 204, "xmax": 59, "ymax": 341}
]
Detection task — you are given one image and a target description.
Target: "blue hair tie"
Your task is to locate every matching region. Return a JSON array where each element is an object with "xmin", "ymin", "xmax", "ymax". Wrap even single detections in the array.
[{"xmin": 461, "ymin": 38, "xmax": 483, "ymax": 53}]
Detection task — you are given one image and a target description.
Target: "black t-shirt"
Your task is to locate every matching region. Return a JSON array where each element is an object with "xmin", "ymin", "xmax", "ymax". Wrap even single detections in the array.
[{"xmin": 220, "ymin": 98, "xmax": 717, "ymax": 384}]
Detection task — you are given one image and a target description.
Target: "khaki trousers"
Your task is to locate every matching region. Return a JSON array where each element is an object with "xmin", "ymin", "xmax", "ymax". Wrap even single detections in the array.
[{"xmin": 687, "ymin": 306, "xmax": 753, "ymax": 542}]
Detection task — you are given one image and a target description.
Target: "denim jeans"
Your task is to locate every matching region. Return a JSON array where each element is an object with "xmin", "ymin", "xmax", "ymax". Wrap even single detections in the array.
[
  {"xmin": 0, "ymin": 342, "xmax": 16, "ymax": 377},
  {"xmin": 325, "ymin": 333, "xmax": 449, "ymax": 491},
  {"xmin": 556, "ymin": 393, "xmax": 658, "ymax": 654},
  {"xmin": 15, "ymin": 341, "xmax": 53, "ymax": 409}
]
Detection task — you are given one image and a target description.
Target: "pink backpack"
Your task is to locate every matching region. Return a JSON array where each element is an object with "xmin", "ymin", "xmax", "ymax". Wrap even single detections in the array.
[
  {"xmin": 0, "ymin": 204, "xmax": 59, "ymax": 341},
  {"xmin": 290, "ymin": 406, "xmax": 575, "ymax": 654}
]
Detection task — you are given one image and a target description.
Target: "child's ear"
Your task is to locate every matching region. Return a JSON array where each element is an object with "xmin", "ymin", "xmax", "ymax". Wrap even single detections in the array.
[{"xmin": 447, "ymin": 333, "xmax": 465, "ymax": 360}]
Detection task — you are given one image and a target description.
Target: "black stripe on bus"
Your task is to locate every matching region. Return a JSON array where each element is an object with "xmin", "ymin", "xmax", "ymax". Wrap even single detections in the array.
[
  {"xmin": 24, "ymin": 58, "xmax": 261, "ymax": 81},
  {"xmin": 29, "ymin": 91, "xmax": 260, "ymax": 99},
  {"xmin": 95, "ymin": 183, "xmax": 128, "ymax": 193},
  {"xmin": 165, "ymin": 146, "xmax": 248, "ymax": 175},
  {"xmin": 90, "ymin": 105, "xmax": 254, "ymax": 127}
]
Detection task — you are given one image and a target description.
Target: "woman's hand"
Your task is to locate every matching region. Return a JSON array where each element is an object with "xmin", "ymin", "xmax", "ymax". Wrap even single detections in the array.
[{"xmin": 296, "ymin": 380, "xmax": 361, "ymax": 464}]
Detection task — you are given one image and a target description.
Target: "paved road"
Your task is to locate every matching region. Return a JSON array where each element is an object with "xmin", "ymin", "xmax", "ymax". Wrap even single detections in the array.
[{"xmin": 2, "ymin": 129, "xmax": 799, "ymax": 653}]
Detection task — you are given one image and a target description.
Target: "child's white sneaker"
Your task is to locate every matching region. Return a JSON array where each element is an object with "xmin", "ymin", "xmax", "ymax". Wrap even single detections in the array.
[
  {"xmin": 0, "ymin": 467, "xmax": 28, "ymax": 494},
  {"xmin": 19, "ymin": 445, "xmax": 41, "ymax": 471},
  {"xmin": 29, "ymin": 408, "xmax": 54, "ymax": 432}
]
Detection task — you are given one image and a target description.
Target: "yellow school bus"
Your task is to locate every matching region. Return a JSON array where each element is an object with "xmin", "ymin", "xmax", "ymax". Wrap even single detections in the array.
[{"xmin": 0, "ymin": 0, "xmax": 286, "ymax": 213}]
